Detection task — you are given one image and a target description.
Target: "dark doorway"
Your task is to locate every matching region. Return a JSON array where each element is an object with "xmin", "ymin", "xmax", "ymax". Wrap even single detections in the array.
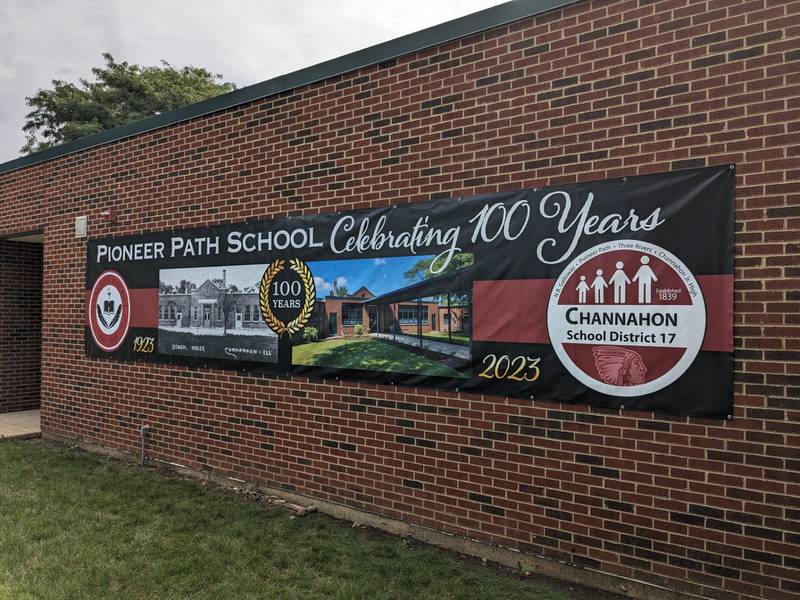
[
  {"xmin": 0, "ymin": 232, "xmax": 43, "ymax": 415},
  {"xmin": 329, "ymin": 313, "xmax": 338, "ymax": 336}
]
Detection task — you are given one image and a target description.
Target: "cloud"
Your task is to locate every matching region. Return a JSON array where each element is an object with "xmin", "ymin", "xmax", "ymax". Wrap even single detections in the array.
[
  {"xmin": 373, "ymin": 258, "xmax": 386, "ymax": 266},
  {"xmin": 334, "ymin": 276, "xmax": 348, "ymax": 287},
  {"xmin": 0, "ymin": 0, "xmax": 502, "ymax": 162},
  {"xmin": 314, "ymin": 276, "xmax": 332, "ymax": 291}
]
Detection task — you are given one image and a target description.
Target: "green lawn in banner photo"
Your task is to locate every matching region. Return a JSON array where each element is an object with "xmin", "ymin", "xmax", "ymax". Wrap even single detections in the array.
[
  {"xmin": 421, "ymin": 331, "xmax": 471, "ymax": 347},
  {"xmin": 293, "ymin": 337, "xmax": 468, "ymax": 378},
  {"xmin": 0, "ymin": 441, "xmax": 621, "ymax": 600}
]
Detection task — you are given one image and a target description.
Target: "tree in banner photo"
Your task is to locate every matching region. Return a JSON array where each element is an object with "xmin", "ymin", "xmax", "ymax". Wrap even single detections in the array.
[{"xmin": 289, "ymin": 254, "xmax": 473, "ymax": 379}]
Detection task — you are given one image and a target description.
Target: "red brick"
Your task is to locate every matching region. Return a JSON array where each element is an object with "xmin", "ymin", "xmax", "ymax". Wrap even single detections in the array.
[{"xmin": 1, "ymin": 2, "xmax": 799, "ymax": 599}]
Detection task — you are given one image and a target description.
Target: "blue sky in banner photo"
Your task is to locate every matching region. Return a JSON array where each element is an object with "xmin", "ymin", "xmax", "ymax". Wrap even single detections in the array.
[{"xmin": 308, "ymin": 256, "xmax": 433, "ymax": 298}]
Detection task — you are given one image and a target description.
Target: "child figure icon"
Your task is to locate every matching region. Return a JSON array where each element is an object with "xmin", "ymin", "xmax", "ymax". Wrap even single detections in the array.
[
  {"xmin": 591, "ymin": 269, "xmax": 608, "ymax": 303},
  {"xmin": 576, "ymin": 275, "xmax": 590, "ymax": 304}
]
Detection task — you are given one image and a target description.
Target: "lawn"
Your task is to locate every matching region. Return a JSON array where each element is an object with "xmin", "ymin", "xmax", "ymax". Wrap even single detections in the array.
[
  {"xmin": 293, "ymin": 337, "xmax": 467, "ymax": 378},
  {"xmin": 421, "ymin": 331, "xmax": 471, "ymax": 347},
  {"xmin": 0, "ymin": 441, "xmax": 609, "ymax": 600}
]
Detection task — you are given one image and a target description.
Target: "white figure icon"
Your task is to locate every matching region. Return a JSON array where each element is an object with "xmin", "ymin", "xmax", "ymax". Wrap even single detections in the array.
[
  {"xmin": 609, "ymin": 261, "xmax": 631, "ymax": 303},
  {"xmin": 633, "ymin": 255, "xmax": 658, "ymax": 303},
  {"xmin": 576, "ymin": 275, "xmax": 590, "ymax": 304},
  {"xmin": 591, "ymin": 269, "xmax": 608, "ymax": 303}
]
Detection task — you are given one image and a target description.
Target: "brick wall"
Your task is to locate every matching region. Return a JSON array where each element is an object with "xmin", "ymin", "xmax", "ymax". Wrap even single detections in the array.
[
  {"xmin": 0, "ymin": 1, "xmax": 798, "ymax": 598},
  {"xmin": 0, "ymin": 240, "xmax": 42, "ymax": 413}
]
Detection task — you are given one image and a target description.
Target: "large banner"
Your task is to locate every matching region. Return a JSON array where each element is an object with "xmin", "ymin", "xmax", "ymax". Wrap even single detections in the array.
[{"xmin": 86, "ymin": 166, "xmax": 734, "ymax": 417}]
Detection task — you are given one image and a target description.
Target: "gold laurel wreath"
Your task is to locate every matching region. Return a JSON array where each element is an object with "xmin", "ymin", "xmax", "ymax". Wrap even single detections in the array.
[{"xmin": 259, "ymin": 258, "xmax": 316, "ymax": 336}]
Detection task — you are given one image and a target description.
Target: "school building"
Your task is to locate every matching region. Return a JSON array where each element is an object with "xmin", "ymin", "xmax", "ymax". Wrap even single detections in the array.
[
  {"xmin": 159, "ymin": 278, "xmax": 269, "ymax": 331},
  {"xmin": 0, "ymin": 2, "xmax": 798, "ymax": 599}
]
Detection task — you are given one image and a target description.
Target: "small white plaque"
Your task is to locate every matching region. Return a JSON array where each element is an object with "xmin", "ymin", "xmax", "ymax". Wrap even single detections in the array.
[{"xmin": 75, "ymin": 216, "xmax": 88, "ymax": 238}]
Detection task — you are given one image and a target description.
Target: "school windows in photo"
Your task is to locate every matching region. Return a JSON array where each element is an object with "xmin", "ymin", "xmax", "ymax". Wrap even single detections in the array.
[
  {"xmin": 157, "ymin": 264, "xmax": 278, "ymax": 364},
  {"xmin": 294, "ymin": 254, "xmax": 473, "ymax": 378}
]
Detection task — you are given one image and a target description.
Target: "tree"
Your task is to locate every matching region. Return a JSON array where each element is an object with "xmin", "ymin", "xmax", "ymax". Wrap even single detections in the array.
[
  {"xmin": 22, "ymin": 53, "xmax": 236, "ymax": 154},
  {"xmin": 404, "ymin": 253, "xmax": 474, "ymax": 282},
  {"xmin": 404, "ymin": 253, "xmax": 474, "ymax": 303},
  {"xmin": 220, "ymin": 289, "xmax": 239, "ymax": 336},
  {"xmin": 332, "ymin": 278, "xmax": 349, "ymax": 297},
  {"xmin": 175, "ymin": 279, "xmax": 197, "ymax": 294}
]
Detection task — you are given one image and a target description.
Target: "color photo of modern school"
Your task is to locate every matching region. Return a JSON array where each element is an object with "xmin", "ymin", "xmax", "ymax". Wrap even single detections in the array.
[{"xmin": 299, "ymin": 254, "xmax": 473, "ymax": 378}]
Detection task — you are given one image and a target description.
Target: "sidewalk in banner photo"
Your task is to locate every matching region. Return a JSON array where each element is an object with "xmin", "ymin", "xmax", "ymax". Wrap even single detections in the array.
[
  {"xmin": 372, "ymin": 333, "xmax": 470, "ymax": 360},
  {"xmin": 159, "ymin": 326, "xmax": 277, "ymax": 337},
  {"xmin": 0, "ymin": 410, "xmax": 40, "ymax": 440}
]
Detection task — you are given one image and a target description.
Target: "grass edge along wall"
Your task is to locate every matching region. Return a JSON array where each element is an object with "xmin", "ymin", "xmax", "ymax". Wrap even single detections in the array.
[{"xmin": 0, "ymin": 1, "xmax": 798, "ymax": 600}]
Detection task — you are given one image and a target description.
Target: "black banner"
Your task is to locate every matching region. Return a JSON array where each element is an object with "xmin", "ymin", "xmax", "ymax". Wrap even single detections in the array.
[{"xmin": 85, "ymin": 166, "xmax": 734, "ymax": 417}]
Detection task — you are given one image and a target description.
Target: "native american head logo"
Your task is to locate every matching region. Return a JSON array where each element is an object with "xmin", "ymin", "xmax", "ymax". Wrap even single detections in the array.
[{"xmin": 592, "ymin": 346, "xmax": 647, "ymax": 386}]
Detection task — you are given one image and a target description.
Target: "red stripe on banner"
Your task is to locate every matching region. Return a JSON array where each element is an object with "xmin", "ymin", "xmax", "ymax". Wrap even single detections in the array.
[
  {"xmin": 472, "ymin": 275, "xmax": 733, "ymax": 352},
  {"xmin": 130, "ymin": 289, "xmax": 158, "ymax": 328},
  {"xmin": 472, "ymin": 279, "xmax": 554, "ymax": 344},
  {"xmin": 697, "ymin": 274, "xmax": 733, "ymax": 352},
  {"xmin": 85, "ymin": 288, "xmax": 158, "ymax": 328}
]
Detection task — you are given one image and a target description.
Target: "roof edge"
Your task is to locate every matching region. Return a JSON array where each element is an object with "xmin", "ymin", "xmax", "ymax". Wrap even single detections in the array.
[{"xmin": 0, "ymin": 0, "xmax": 579, "ymax": 177}]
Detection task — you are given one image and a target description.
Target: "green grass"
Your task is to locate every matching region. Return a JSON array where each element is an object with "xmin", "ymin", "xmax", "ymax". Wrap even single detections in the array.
[
  {"xmin": 293, "ymin": 337, "xmax": 467, "ymax": 378},
  {"xmin": 0, "ymin": 441, "xmax": 589, "ymax": 600},
  {"xmin": 421, "ymin": 331, "xmax": 471, "ymax": 347}
]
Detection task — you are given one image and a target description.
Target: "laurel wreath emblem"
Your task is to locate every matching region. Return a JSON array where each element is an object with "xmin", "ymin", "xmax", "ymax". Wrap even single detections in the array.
[{"xmin": 259, "ymin": 258, "xmax": 316, "ymax": 336}]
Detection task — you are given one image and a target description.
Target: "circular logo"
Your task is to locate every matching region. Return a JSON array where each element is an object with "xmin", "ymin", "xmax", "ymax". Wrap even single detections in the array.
[
  {"xmin": 259, "ymin": 258, "xmax": 316, "ymax": 336},
  {"xmin": 89, "ymin": 271, "xmax": 131, "ymax": 351},
  {"xmin": 547, "ymin": 240, "xmax": 705, "ymax": 397}
]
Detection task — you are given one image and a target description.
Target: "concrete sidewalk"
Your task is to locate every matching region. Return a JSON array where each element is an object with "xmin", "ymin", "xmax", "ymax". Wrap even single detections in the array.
[
  {"xmin": 0, "ymin": 410, "xmax": 40, "ymax": 440},
  {"xmin": 372, "ymin": 333, "xmax": 470, "ymax": 360}
]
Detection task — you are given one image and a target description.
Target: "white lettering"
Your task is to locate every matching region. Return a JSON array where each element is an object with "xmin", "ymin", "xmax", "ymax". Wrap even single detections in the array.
[
  {"xmin": 536, "ymin": 191, "xmax": 666, "ymax": 264},
  {"xmin": 171, "ymin": 237, "xmax": 184, "ymax": 258},
  {"xmin": 330, "ymin": 214, "xmax": 461, "ymax": 273},
  {"xmin": 227, "ymin": 231, "xmax": 243, "ymax": 253}
]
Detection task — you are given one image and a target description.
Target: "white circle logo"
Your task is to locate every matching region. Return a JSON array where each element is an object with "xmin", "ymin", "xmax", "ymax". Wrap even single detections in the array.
[
  {"xmin": 89, "ymin": 271, "xmax": 131, "ymax": 352},
  {"xmin": 547, "ymin": 240, "xmax": 705, "ymax": 397}
]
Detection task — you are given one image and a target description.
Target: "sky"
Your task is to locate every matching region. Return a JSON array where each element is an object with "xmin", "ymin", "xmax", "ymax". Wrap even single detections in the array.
[
  {"xmin": 160, "ymin": 265, "xmax": 265, "ymax": 291},
  {"xmin": 0, "ymin": 0, "xmax": 504, "ymax": 162},
  {"xmin": 160, "ymin": 255, "xmax": 434, "ymax": 298},
  {"xmin": 308, "ymin": 255, "xmax": 433, "ymax": 298}
]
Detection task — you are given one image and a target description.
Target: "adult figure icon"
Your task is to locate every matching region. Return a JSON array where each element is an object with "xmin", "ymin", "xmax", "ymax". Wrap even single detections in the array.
[
  {"xmin": 609, "ymin": 261, "xmax": 631, "ymax": 303},
  {"xmin": 591, "ymin": 269, "xmax": 608, "ymax": 303},
  {"xmin": 576, "ymin": 275, "xmax": 590, "ymax": 304},
  {"xmin": 633, "ymin": 255, "xmax": 658, "ymax": 303}
]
